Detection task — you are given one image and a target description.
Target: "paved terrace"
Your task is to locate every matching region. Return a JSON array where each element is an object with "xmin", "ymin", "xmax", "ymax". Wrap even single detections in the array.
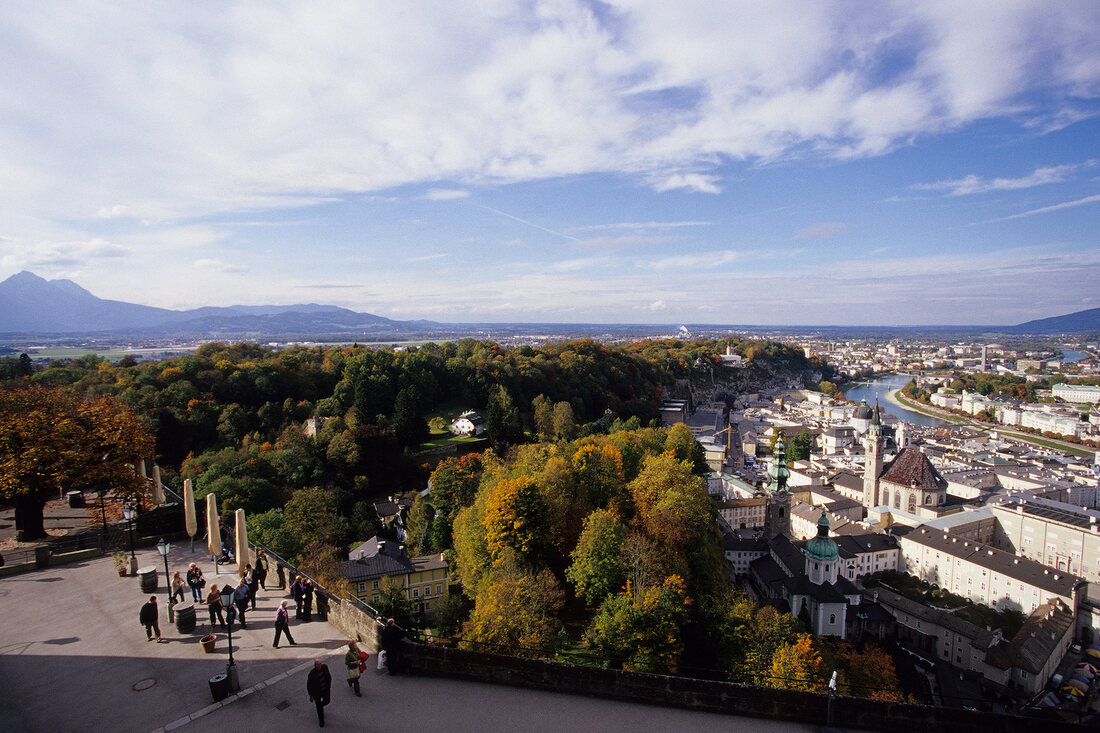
[{"xmin": 0, "ymin": 544, "xmax": 820, "ymax": 733}]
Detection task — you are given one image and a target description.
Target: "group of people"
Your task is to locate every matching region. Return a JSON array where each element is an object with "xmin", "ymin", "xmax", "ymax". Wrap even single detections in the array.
[
  {"xmin": 306, "ymin": 619, "xmax": 406, "ymax": 727},
  {"xmin": 133, "ymin": 547, "xmax": 411, "ymax": 729}
]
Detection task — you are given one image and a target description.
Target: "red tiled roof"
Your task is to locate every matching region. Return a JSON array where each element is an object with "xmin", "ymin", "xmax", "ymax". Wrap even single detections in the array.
[{"xmin": 879, "ymin": 447, "xmax": 947, "ymax": 490}]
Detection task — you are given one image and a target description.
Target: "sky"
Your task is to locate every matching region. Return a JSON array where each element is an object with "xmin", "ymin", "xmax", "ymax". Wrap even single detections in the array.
[{"xmin": 0, "ymin": 1, "xmax": 1098, "ymax": 327}]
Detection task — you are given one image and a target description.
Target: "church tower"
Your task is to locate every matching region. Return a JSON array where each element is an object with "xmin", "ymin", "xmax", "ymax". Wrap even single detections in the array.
[
  {"xmin": 764, "ymin": 436, "xmax": 792, "ymax": 538},
  {"xmin": 862, "ymin": 402, "xmax": 883, "ymax": 510}
]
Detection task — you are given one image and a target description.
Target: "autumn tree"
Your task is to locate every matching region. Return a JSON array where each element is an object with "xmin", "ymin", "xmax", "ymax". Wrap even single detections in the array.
[
  {"xmin": 566, "ymin": 509, "xmax": 628, "ymax": 605},
  {"xmin": 485, "ymin": 384, "xmax": 523, "ymax": 450},
  {"xmin": 464, "ymin": 550, "xmax": 565, "ymax": 655},
  {"xmin": 770, "ymin": 634, "xmax": 823, "ymax": 691},
  {"xmin": 0, "ymin": 384, "xmax": 154, "ymax": 540},
  {"xmin": 585, "ymin": 574, "xmax": 691, "ymax": 672},
  {"xmin": 571, "ymin": 442, "xmax": 624, "ymax": 508},
  {"xmin": 483, "ymin": 475, "xmax": 550, "ymax": 565},
  {"xmin": 284, "ymin": 487, "xmax": 341, "ymax": 548}
]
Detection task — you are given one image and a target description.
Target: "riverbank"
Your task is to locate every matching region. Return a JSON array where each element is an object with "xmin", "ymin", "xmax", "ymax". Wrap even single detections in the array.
[{"xmin": 892, "ymin": 389, "xmax": 1095, "ymax": 457}]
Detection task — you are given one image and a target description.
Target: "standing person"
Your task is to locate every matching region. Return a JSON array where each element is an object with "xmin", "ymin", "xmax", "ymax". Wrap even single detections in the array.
[
  {"xmin": 139, "ymin": 596, "xmax": 162, "ymax": 642},
  {"xmin": 254, "ymin": 549, "xmax": 269, "ymax": 591},
  {"xmin": 276, "ymin": 562, "xmax": 287, "ymax": 590},
  {"xmin": 302, "ymin": 579, "xmax": 314, "ymax": 622},
  {"xmin": 344, "ymin": 641, "xmax": 363, "ymax": 696},
  {"xmin": 170, "ymin": 571, "xmax": 187, "ymax": 603},
  {"xmin": 186, "ymin": 563, "xmax": 205, "ymax": 602},
  {"xmin": 306, "ymin": 659, "xmax": 332, "ymax": 728},
  {"xmin": 233, "ymin": 578, "xmax": 250, "ymax": 629},
  {"xmin": 379, "ymin": 618, "xmax": 406, "ymax": 675},
  {"xmin": 316, "ymin": 591, "xmax": 329, "ymax": 622},
  {"xmin": 291, "ymin": 576, "xmax": 305, "ymax": 619},
  {"xmin": 273, "ymin": 600, "xmax": 296, "ymax": 648},
  {"xmin": 206, "ymin": 583, "xmax": 225, "ymax": 629},
  {"xmin": 244, "ymin": 564, "xmax": 258, "ymax": 610}
]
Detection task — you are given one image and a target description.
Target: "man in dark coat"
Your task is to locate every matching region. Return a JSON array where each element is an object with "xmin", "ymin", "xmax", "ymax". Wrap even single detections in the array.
[
  {"xmin": 306, "ymin": 659, "xmax": 332, "ymax": 727},
  {"xmin": 291, "ymin": 576, "xmax": 305, "ymax": 619},
  {"xmin": 302, "ymin": 579, "xmax": 314, "ymax": 622},
  {"xmin": 379, "ymin": 617, "xmax": 406, "ymax": 675},
  {"xmin": 139, "ymin": 596, "xmax": 162, "ymax": 642}
]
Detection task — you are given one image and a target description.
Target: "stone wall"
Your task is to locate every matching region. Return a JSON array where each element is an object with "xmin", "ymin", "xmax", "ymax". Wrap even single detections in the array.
[
  {"xmin": 399, "ymin": 642, "xmax": 1077, "ymax": 733},
  {"xmin": 326, "ymin": 595, "xmax": 381, "ymax": 653}
]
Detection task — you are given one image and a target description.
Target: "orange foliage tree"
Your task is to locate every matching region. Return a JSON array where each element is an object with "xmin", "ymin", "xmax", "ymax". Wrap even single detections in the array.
[{"xmin": 0, "ymin": 383, "xmax": 153, "ymax": 540}]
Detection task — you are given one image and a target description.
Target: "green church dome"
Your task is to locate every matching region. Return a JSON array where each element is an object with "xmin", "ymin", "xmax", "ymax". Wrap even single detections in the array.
[{"xmin": 805, "ymin": 514, "xmax": 839, "ymax": 561}]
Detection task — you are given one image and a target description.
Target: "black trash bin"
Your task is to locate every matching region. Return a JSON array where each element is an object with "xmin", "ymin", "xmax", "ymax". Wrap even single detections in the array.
[
  {"xmin": 209, "ymin": 672, "xmax": 230, "ymax": 702},
  {"xmin": 66, "ymin": 490, "xmax": 84, "ymax": 508}
]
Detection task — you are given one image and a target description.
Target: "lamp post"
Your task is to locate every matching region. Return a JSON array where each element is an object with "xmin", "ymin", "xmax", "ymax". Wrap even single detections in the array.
[
  {"xmin": 156, "ymin": 537, "xmax": 174, "ymax": 623},
  {"xmin": 122, "ymin": 504, "xmax": 137, "ymax": 575},
  {"xmin": 219, "ymin": 585, "xmax": 240, "ymax": 691}
]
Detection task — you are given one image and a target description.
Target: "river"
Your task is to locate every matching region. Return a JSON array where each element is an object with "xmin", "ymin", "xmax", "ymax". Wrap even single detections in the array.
[{"xmin": 842, "ymin": 374, "xmax": 947, "ymax": 427}]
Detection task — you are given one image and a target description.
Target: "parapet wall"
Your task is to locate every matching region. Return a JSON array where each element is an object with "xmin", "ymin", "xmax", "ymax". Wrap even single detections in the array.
[
  {"xmin": 399, "ymin": 642, "xmax": 1076, "ymax": 733},
  {"xmin": 326, "ymin": 596, "xmax": 381, "ymax": 653}
]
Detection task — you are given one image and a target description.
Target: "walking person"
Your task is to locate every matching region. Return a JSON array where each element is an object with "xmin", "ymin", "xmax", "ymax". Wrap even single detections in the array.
[
  {"xmin": 186, "ymin": 563, "xmax": 205, "ymax": 602},
  {"xmin": 379, "ymin": 617, "xmax": 406, "ymax": 675},
  {"xmin": 206, "ymin": 583, "xmax": 225, "ymax": 629},
  {"xmin": 273, "ymin": 600, "xmax": 296, "ymax": 648},
  {"xmin": 344, "ymin": 641, "xmax": 363, "ymax": 696},
  {"xmin": 292, "ymin": 575, "xmax": 305, "ymax": 619},
  {"xmin": 139, "ymin": 596, "xmax": 162, "ymax": 642},
  {"xmin": 254, "ymin": 549, "xmax": 268, "ymax": 591},
  {"xmin": 244, "ymin": 564, "xmax": 258, "ymax": 610},
  {"xmin": 303, "ymin": 579, "xmax": 315, "ymax": 622},
  {"xmin": 306, "ymin": 659, "xmax": 332, "ymax": 728},
  {"xmin": 233, "ymin": 578, "xmax": 250, "ymax": 628},
  {"xmin": 170, "ymin": 571, "xmax": 187, "ymax": 604}
]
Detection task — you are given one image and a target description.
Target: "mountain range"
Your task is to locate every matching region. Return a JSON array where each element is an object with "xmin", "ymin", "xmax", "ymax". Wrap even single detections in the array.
[
  {"xmin": 0, "ymin": 270, "xmax": 1097, "ymax": 340},
  {"xmin": 0, "ymin": 271, "xmax": 409, "ymax": 338}
]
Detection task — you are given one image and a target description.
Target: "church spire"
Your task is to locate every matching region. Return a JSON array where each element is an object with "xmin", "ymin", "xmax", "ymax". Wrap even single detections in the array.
[{"xmin": 768, "ymin": 436, "xmax": 790, "ymax": 494}]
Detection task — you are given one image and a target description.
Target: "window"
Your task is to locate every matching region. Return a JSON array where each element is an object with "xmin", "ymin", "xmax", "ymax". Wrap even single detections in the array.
[
  {"xmin": 829, "ymin": 614, "xmax": 836, "ymax": 624},
  {"xmin": 372, "ymin": 594, "xmax": 379, "ymax": 603},
  {"xmin": 371, "ymin": 580, "xmax": 379, "ymax": 591},
  {"xmin": 358, "ymin": 582, "xmax": 365, "ymax": 593},
  {"xmin": 424, "ymin": 586, "xmax": 431, "ymax": 597},
  {"xmin": 436, "ymin": 584, "xmax": 443, "ymax": 595},
  {"xmin": 412, "ymin": 588, "xmax": 419, "ymax": 598}
]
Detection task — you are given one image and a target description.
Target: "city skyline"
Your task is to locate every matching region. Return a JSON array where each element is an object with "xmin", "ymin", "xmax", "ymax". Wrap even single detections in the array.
[{"xmin": 0, "ymin": 2, "xmax": 1098, "ymax": 326}]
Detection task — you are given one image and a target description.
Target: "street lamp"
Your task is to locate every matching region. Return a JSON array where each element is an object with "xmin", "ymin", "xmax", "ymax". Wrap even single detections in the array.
[
  {"xmin": 219, "ymin": 585, "xmax": 240, "ymax": 691},
  {"xmin": 122, "ymin": 504, "xmax": 137, "ymax": 575},
  {"xmin": 156, "ymin": 537, "xmax": 173, "ymax": 623}
]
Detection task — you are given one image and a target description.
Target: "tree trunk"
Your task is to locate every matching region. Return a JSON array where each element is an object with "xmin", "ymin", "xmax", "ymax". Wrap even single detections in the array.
[{"xmin": 14, "ymin": 495, "xmax": 47, "ymax": 541}]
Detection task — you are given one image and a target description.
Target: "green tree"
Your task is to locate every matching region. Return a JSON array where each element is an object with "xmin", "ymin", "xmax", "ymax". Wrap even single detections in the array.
[
  {"xmin": 283, "ymin": 487, "xmax": 338, "ymax": 548},
  {"xmin": 532, "ymin": 394, "xmax": 554, "ymax": 441},
  {"xmin": 551, "ymin": 401, "xmax": 576, "ymax": 441},
  {"xmin": 485, "ymin": 384, "xmax": 523, "ymax": 450},
  {"xmin": 247, "ymin": 508, "xmax": 303, "ymax": 560},
  {"xmin": 566, "ymin": 509, "xmax": 628, "ymax": 605},
  {"xmin": 585, "ymin": 574, "xmax": 691, "ymax": 672},
  {"xmin": 788, "ymin": 428, "xmax": 813, "ymax": 461}
]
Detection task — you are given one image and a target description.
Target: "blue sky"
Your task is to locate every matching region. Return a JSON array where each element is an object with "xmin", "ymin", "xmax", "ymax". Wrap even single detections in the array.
[{"xmin": 0, "ymin": 1, "xmax": 1098, "ymax": 326}]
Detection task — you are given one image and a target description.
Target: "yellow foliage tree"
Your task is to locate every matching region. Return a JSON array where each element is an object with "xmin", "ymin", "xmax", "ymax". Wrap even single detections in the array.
[
  {"xmin": 770, "ymin": 634, "xmax": 824, "ymax": 691},
  {"xmin": 482, "ymin": 475, "xmax": 549, "ymax": 563}
]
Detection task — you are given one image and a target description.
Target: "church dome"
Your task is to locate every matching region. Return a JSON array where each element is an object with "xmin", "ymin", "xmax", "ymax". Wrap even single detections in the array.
[
  {"xmin": 805, "ymin": 514, "xmax": 839, "ymax": 561},
  {"xmin": 852, "ymin": 399, "xmax": 873, "ymax": 420}
]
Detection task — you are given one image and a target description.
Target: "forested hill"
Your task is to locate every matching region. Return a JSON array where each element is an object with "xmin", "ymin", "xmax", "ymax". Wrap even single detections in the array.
[{"xmin": 9, "ymin": 336, "xmax": 828, "ymax": 472}]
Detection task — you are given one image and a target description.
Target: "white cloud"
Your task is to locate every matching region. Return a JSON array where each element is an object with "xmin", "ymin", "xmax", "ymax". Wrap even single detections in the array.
[
  {"xmin": 422, "ymin": 189, "xmax": 470, "ymax": 201},
  {"xmin": 914, "ymin": 165, "xmax": 1077, "ymax": 195},
  {"xmin": 652, "ymin": 173, "xmax": 722, "ymax": 194},
  {"xmin": 0, "ymin": 3, "xmax": 1096, "ymax": 227},
  {"xmin": 648, "ymin": 300, "xmax": 668, "ymax": 312},
  {"xmin": 990, "ymin": 193, "xmax": 1100, "ymax": 222},
  {"xmin": 194, "ymin": 258, "xmax": 248, "ymax": 274}
]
